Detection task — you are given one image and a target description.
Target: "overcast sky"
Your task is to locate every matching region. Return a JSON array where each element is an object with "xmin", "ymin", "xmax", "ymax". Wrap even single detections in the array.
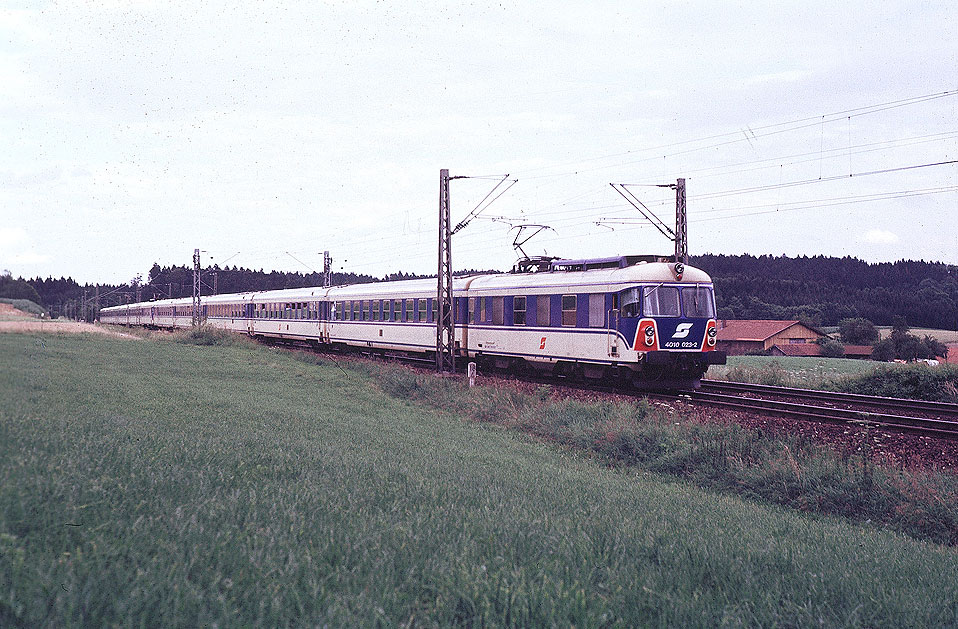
[{"xmin": 2, "ymin": 1, "xmax": 956, "ymax": 285}]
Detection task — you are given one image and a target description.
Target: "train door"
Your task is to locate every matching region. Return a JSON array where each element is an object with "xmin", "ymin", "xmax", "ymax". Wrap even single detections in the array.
[
  {"xmin": 150, "ymin": 307, "xmax": 156, "ymax": 326},
  {"xmin": 607, "ymin": 309, "xmax": 619, "ymax": 358}
]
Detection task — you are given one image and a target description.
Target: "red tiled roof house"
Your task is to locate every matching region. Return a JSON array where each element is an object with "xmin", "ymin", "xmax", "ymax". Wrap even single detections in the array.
[{"xmin": 716, "ymin": 320, "xmax": 825, "ymax": 356}]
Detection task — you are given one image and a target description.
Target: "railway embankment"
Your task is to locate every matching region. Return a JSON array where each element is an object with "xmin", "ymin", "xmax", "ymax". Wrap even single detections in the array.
[{"xmin": 369, "ymin": 361, "xmax": 958, "ymax": 547}]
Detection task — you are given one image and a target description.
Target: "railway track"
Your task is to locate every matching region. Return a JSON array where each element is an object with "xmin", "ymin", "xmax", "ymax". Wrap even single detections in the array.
[{"xmin": 688, "ymin": 380, "xmax": 958, "ymax": 440}]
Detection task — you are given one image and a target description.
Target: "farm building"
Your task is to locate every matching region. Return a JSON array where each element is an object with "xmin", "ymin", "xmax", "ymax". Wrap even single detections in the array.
[{"xmin": 716, "ymin": 320, "xmax": 825, "ymax": 356}]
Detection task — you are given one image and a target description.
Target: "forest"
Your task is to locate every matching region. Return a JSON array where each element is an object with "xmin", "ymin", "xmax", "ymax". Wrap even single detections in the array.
[
  {"xmin": 7, "ymin": 254, "xmax": 958, "ymax": 331},
  {"xmin": 693, "ymin": 254, "xmax": 958, "ymax": 330}
]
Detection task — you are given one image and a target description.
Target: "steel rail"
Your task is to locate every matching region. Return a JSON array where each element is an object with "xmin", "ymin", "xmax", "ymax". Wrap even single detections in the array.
[
  {"xmin": 699, "ymin": 379, "xmax": 958, "ymax": 419},
  {"xmin": 687, "ymin": 390, "xmax": 958, "ymax": 440}
]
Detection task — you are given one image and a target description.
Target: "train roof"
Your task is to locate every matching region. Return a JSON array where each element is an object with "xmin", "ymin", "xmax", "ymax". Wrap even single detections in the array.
[
  {"xmin": 468, "ymin": 261, "xmax": 712, "ymax": 292},
  {"xmin": 102, "ymin": 257, "xmax": 714, "ymax": 311}
]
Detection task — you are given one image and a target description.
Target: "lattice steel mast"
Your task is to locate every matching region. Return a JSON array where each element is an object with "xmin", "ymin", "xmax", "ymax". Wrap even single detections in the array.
[{"xmin": 437, "ymin": 169, "xmax": 456, "ymax": 373}]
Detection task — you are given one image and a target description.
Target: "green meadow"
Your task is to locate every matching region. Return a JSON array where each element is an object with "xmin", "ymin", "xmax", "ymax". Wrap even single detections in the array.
[{"xmin": 1, "ymin": 332, "xmax": 956, "ymax": 627}]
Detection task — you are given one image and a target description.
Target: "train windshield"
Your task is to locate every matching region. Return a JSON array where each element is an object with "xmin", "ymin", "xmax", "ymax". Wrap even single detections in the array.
[
  {"xmin": 643, "ymin": 285, "xmax": 680, "ymax": 316},
  {"xmin": 620, "ymin": 285, "xmax": 715, "ymax": 317},
  {"xmin": 682, "ymin": 286, "xmax": 715, "ymax": 318}
]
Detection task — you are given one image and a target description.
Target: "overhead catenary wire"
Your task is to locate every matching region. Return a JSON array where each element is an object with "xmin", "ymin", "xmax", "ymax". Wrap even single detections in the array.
[{"xmin": 193, "ymin": 88, "xmax": 957, "ymax": 276}]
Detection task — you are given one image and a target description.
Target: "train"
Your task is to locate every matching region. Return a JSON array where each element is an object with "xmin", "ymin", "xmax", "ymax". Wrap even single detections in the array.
[{"xmin": 99, "ymin": 255, "xmax": 726, "ymax": 389}]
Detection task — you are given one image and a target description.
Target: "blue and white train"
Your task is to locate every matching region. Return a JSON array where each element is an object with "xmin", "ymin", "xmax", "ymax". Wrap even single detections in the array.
[{"xmin": 100, "ymin": 255, "xmax": 726, "ymax": 388}]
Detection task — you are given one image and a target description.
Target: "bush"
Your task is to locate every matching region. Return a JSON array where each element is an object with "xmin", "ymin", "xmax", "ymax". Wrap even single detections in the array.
[
  {"xmin": 818, "ymin": 339, "xmax": 845, "ymax": 358},
  {"xmin": 839, "ymin": 317, "xmax": 879, "ymax": 345}
]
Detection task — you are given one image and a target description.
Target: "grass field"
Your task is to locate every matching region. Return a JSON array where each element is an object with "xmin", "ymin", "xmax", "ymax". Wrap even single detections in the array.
[
  {"xmin": 706, "ymin": 355, "xmax": 884, "ymax": 388},
  {"xmin": 877, "ymin": 327, "xmax": 958, "ymax": 344},
  {"xmin": 2, "ymin": 332, "xmax": 957, "ymax": 627}
]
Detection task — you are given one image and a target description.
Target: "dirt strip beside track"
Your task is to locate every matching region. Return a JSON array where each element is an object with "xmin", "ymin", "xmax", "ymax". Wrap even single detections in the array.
[{"xmin": 0, "ymin": 305, "xmax": 139, "ymax": 339}]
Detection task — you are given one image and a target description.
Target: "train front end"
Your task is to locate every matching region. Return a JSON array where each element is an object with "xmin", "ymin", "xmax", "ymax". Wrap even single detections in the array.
[{"xmin": 615, "ymin": 261, "xmax": 726, "ymax": 389}]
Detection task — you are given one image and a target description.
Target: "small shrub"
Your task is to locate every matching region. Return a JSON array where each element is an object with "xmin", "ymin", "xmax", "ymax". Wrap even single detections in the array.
[{"xmin": 172, "ymin": 325, "xmax": 248, "ymax": 347}]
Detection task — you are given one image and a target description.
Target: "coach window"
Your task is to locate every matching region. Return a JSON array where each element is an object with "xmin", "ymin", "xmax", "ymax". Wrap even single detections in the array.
[
  {"xmin": 537, "ymin": 294, "xmax": 551, "ymax": 327},
  {"xmin": 431, "ymin": 299, "xmax": 437, "ymax": 323},
  {"xmin": 619, "ymin": 288, "xmax": 641, "ymax": 318},
  {"xmin": 589, "ymin": 294, "xmax": 605, "ymax": 327},
  {"xmin": 404, "ymin": 299, "xmax": 413, "ymax": 322},
  {"xmin": 643, "ymin": 285, "xmax": 680, "ymax": 317},
  {"xmin": 561, "ymin": 295, "xmax": 577, "ymax": 326},
  {"xmin": 514, "ymin": 296, "xmax": 526, "ymax": 325},
  {"xmin": 391, "ymin": 300, "xmax": 399, "ymax": 322},
  {"xmin": 418, "ymin": 299, "xmax": 426, "ymax": 322},
  {"xmin": 492, "ymin": 297, "xmax": 504, "ymax": 325}
]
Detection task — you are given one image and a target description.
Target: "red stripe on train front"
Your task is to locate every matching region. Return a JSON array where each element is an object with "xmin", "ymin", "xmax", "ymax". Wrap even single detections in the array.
[
  {"xmin": 703, "ymin": 319, "xmax": 718, "ymax": 351},
  {"xmin": 634, "ymin": 318, "xmax": 659, "ymax": 351}
]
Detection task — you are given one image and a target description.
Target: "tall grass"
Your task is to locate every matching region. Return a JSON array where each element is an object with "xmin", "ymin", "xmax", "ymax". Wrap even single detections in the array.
[
  {"xmin": 707, "ymin": 356, "xmax": 880, "ymax": 389},
  {"xmin": 171, "ymin": 324, "xmax": 255, "ymax": 347},
  {"xmin": 2, "ymin": 334, "xmax": 957, "ymax": 627}
]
